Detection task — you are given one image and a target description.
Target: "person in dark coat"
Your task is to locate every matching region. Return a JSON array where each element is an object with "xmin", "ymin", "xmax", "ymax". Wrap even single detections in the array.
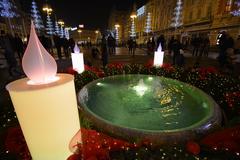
[
  {"xmin": 168, "ymin": 36, "xmax": 174, "ymax": 55},
  {"xmin": 218, "ymin": 32, "xmax": 228, "ymax": 68},
  {"xmin": 68, "ymin": 38, "xmax": 75, "ymax": 53},
  {"xmin": 62, "ymin": 37, "xmax": 69, "ymax": 58},
  {"xmin": 157, "ymin": 34, "xmax": 165, "ymax": 51},
  {"xmin": 14, "ymin": 34, "xmax": 24, "ymax": 60},
  {"xmin": 53, "ymin": 35, "xmax": 62, "ymax": 59},
  {"xmin": 172, "ymin": 39, "xmax": 182, "ymax": 65},
  {"xmin": 1, "ymin": 34, "xmax": 19, "ymax": 76},
  {"xmin": 101, "ymin": 35, "xmax": 108, "ymax": 68}
]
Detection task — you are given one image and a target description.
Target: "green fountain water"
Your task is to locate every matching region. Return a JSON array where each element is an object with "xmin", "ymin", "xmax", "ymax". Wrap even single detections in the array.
[{"xmin": 79, "ymin": 75, "xmax": 215, "ymax": 132}]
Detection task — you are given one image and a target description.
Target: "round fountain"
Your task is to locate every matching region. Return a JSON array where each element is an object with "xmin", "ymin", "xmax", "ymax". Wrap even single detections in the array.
[{"xmin": 78, "ymin": 75, "xmax": 222, "ymax": 145}]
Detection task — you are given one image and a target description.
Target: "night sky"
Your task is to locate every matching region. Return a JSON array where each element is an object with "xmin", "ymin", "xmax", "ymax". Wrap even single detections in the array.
[{"xmin": 21, "ymin": 0, "xmax": 147, "ymax": 31}]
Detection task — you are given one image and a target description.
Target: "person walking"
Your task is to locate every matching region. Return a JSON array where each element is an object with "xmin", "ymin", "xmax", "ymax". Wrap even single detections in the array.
[
  {"xmin": 101, "ymin": 35, "xmax": 108, "ymax": 68},
  {"xmin": 53, "ymin": 35, "xmax": 62, "ymax": 60},
  {"xmin": 172, "ymin": 39, "xmax": 182, "ymax": 65},
  {"xmin": 1, "ymin": 34, "xmax": 19, "ymax": 76},
  {"xmin": 14, "ymin": 34, "xmax": 24, "ymax": 61}
]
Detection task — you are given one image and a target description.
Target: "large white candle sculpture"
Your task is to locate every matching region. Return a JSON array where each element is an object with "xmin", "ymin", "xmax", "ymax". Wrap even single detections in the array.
[
  {"xmin": 153, "ymin": 43, "xmax": 164, "ymax": 67},
  {"xmin": 6, "ymin": 22, "xmax": 80, "ymax": 160},
  {"xmin": 71, "ymin": 44, "xmax": 84, "ymax": 73}
]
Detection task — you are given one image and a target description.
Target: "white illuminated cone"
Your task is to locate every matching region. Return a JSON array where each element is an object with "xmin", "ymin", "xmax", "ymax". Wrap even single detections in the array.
[
  {"xmin": 153, "ymin": 43, "xmax": 164, "ymax": 67},
  {"xmin": 22, "ymin": 21, "xmax": 58, "ymax": 84},
  {"xmin": 71, "ymin": 44, "xmax": 84, "ymax": 73}
]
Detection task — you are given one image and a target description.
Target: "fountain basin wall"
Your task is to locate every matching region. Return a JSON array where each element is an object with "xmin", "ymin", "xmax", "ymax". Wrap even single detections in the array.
[{"xmin": 78, "ymin": 75, "xmax": 222, "ymax": 145}]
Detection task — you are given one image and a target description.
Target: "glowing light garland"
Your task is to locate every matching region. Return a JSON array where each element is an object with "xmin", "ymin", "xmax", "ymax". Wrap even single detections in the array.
[
  {"xmin": 0, "ymin": 0, "xmax": 17, "ymax": 18},
  {"xmin": 130, "ymin": 17, "xmax": 136, "ymax": 37},
  {"xmin": 145, "ymin": 12, "xmax": 151, "ymax": 33},
  {"xmin": 46, "ymin": 14, "xmax": 54, "ymax": 35},
  {"xmin": 65, "ymin": 28, "xmax": 69, "ymax": 39},
  {"xmin": 230, "ymin": 0, "xmax": 240, "ymax": 16},
  {"xmin": 171, "ymin": 0, "xmax": 183, "ymax": 28},
  {"xmin": 54, "ymin": 20, "xmax": 60, "ymax": 36},
  {"xmin": 31, "ymin": 0, "xmax": 44, "ymax": 31}
]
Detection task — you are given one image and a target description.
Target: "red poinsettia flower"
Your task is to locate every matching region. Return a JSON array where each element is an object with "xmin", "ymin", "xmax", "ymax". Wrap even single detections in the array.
[{"xmin": 186, "ymin": 141, "xmax": 200, "ymax": 155}]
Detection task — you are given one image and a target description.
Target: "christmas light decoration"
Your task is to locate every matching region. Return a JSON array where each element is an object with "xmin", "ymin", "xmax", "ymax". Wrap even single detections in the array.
[
  {"xmin": 43, "ymin": 5, "xmax": 53, "ymax": 35},
  {"xmin": 115, "ymin": 24, "xmax": 120, "ymax": 41},
  {"xmin": 58, "ymin": 20, "xmax": 65, "ymax": 38},
  {"xmin": 6, "ymin": 22, "xmax": 80, "ymax": 160},
  {"xmin": 171, "ymin": 0, "xmax": 183, "ymax": 28},
  {"xmin": 65, "ymin": 27, "xmax": 70, "ymax": 39},
  {"xmin": 0, "ymin": 0, "xmax": 17, "ymax": 18},
  {"xmin": 54, "ymin": 19, "xmax": 60, "ymax": 36},
  {"xmin": 230, "ymin": 0, "xmax": 240, "ymax": 16},
  {"xmin": 30, "ymin": 0, "xmax": 44, "ymax": 32},
  {"xmin": 46, "ymin": 14, "xmax": 53, "ymax": 35},
  {"xmin": 130, "ymin": 14, "xmax": 136, "ymax": 37},
  {"xmin": 0, "ymin": 0, "xmax": 18, "ymax": 35},
  {"xmin": 145, "ymin": 12, "xmax": 151, "ymax": 33}
]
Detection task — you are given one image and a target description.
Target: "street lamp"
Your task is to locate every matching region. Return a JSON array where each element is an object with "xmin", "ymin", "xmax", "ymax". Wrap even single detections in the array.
[
  {"xmin": 95, "ymin": 30, "xmax": 99, "ymax": 44},
  {"xmin": 77, "ymin": 29, "xmax": 82, "ymax": 42},
  {"xmin": 43, "ymin": 4, "xmax": 53, "ymax": 35},
  {"xmin": 58, "ymin": 20, "xmax": 65, "ymax": 38}
]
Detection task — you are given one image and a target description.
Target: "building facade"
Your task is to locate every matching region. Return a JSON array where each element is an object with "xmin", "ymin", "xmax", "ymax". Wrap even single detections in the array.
[
  {"xmin": 108, "ymin": 7, "xmax": 129, "ymax": 43},
  {"xmin": 110, "ymin": 0, "xmax": 240, "ymax": 45}
]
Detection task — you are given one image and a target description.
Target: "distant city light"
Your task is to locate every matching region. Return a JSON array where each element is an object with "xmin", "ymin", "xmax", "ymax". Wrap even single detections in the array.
[{"xmin": 79, "ymin": 24, "xmax": 84, "ymax": 28}]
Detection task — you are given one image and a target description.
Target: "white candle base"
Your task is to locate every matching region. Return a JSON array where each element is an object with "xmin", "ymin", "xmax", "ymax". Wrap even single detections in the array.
[{"xmin": 6, "ymin": 74, "xmax": 80, "ymax": 160}]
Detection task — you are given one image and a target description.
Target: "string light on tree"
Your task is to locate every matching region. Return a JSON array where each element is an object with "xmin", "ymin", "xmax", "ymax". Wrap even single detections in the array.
[
  {"xmin": 115, "ymin": 24, "xmax": 120, "ymax": 41},
  {"xmin": 65, "ymin": 27, "xmax": 70, "ymax": 39},
  {"xmin": 130, "ymin": 14, "xmax": 136, "ymax": 38},
  {"xmin": 171, "ymin": 0, "xmax": 183, "ymax": 28},
  {"xmin": 0, "ymin": 0, "xmax": 17, "ymax": 18},
  {"xmin": 43, "ymin": 4, "xmax": 53, "ymax": 35},
  {"xmin": 31, "ymin": 0, "xmax": 44, "ymax": 32},
  {"xmin": 230, "ymin": 0, "xmax": 240, "ymax": 16},
  {"xmin": 0, "ymin": 0, "xmax": 18, "ymax": 35},
  {"xmin": 54, "ymin": 18, "xmax": 60, "ymax": 36},
  {"xmin": 58, "ymin": 20, "xmax": 65, "ymax": 38},
  {"xmin": 145, "ymin": 12, "xmax": 151, "ymax": 33}
]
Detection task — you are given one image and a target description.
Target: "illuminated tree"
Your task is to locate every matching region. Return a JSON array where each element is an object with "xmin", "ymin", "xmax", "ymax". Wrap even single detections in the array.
[
  {"xmin": 54, "ymin": 20, "xmax": 60, "ymax": 36},
  {"xmin": 0, "ymin": 0, "xmax": 17, "ymax": 18},
  {"xmin": 145, "ymin": 12, "xmax": 151, "ymax": 33},
  {"xmin": 46, "ymin": 14, "xmax": 53, "ymax": 35},
  {"xmin": 171, "ymin": 0, "xmax": 183, "ymax": 28},
  {"xmin": 130, "ymin": 16, "xmax": 136, "ymax": 38},
  {"xmin": 64, "ymin": 28, "xmax": 69, "ymax": 39},
  {"xmin": 230, "ymin": 0, "xmax": 240, "ymax": 16},
  {"xmin": 31, "ymin": 0, "xmax": 44, "ymax": 32},
  {"xmin": 0, "ymin": 0, "xmax": 18, "ymax": 35}
]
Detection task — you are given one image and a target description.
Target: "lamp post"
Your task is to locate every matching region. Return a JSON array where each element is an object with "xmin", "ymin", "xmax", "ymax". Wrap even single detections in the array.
[
  {"xmin": 58, "ymin": 20, "xmax": 65, "ymax": 38},
  {"xmin": 78, "ymin": 29, "xmax": 82, "ymax": 42},
  {"xmin": 95, "ymin": 30, "xmax": 99, "ymax": 44},
  {"xmin": 43, "ymin": 4, "xmax": 53, "ymax": 35}
]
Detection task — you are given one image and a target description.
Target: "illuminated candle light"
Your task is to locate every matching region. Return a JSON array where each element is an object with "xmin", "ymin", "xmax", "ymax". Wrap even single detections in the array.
[
  {"xmin": 153, "ymin": 43, "xmax": 164, "ymax": 67},
  {"xmin": 71, "ymin": 44, "xmax": 84, "ymax": 74},
  {"xmin": 6, "ymin": 22, "xmax": 80, "ymax": 160}
]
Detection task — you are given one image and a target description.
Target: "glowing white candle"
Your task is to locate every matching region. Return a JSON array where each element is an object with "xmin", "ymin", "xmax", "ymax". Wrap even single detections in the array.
[
  {"xmin": 6, "ymin": 22, "xmax": 80, "ymax": 160},
  {"xmin": 71, "ymin": 44, "xmax": 84, "ymax": 74},
  {"xmin": 153, "ymin": 43, "xmax": 164, "ymax": 67}
]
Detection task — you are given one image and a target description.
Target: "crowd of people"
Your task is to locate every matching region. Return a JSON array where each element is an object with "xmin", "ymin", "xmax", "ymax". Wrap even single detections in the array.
[
  {"xmin": 0, "ymin": 33, "xmax": 24, "ymax": 76},
  {"xmin": 1, "ymin": 30, "xmax": 240, "ymax": 76}
]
